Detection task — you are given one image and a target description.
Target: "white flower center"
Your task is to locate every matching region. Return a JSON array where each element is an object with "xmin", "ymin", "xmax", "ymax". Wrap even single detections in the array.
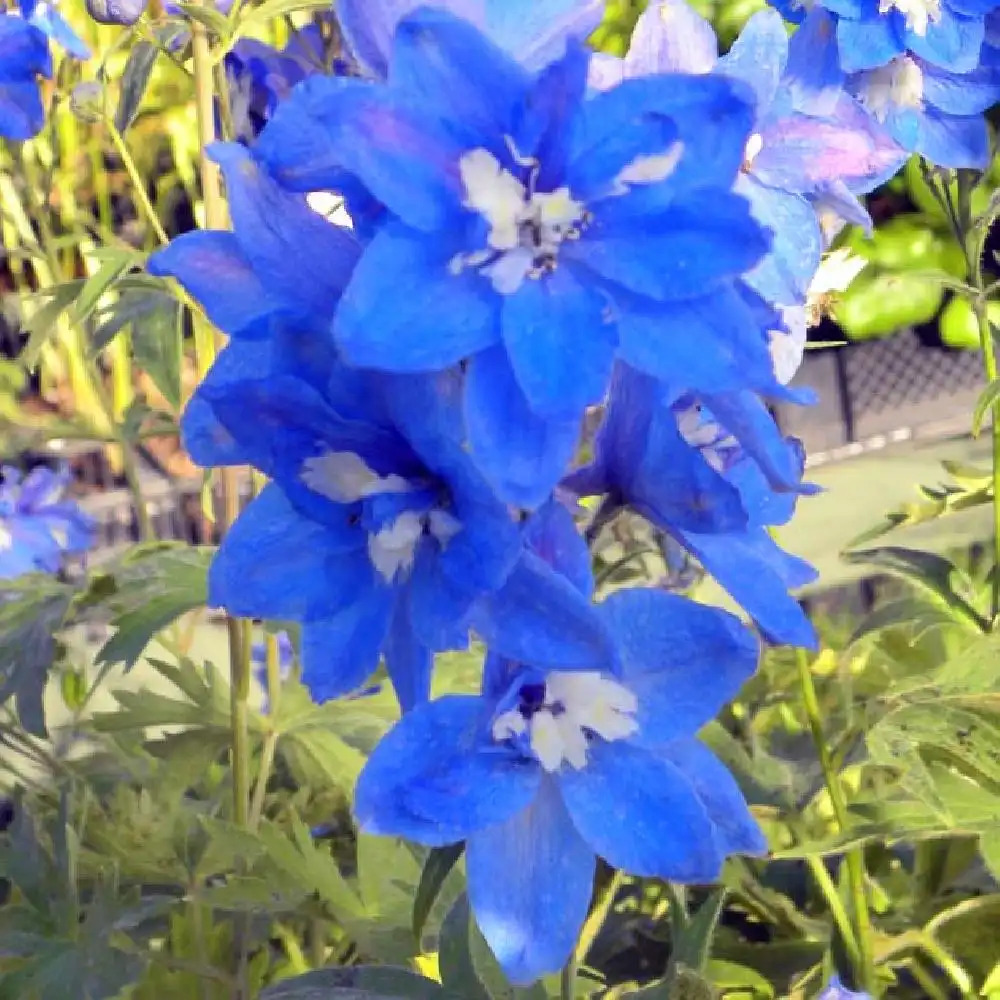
[
  {"xmin": 492, "ymin": 671, "xmax": 639, "ymax": 772},
  {"xmin": 879, "ymin": 0, "xmax": 941, "ymax": 36},
  {"xmin": 300, "ymin": 450, "xmax": 411, "ymax": 503},
  {"xmin": 859, "ymin": 55, "xmax": 925, "ymax": 122},
  {"xmin": 675, "ymin": 403, "xmax": 739, "ymax": 474},
  {"xmin": 300, "ymin": 450, "xmax": 461, "ymax": 584},
  {"xmin": 0, "ymin": 523, "xmax": 12, "ymax": 552},
  {"xmin": 455, "ymin": 148, "xmax": 588, "ymax": 295}
]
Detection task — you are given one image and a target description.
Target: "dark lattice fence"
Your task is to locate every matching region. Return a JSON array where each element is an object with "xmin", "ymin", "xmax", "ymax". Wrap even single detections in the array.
[{"xmin": 776, "ymin": 330, "xmax": 986, "ymax": 465}]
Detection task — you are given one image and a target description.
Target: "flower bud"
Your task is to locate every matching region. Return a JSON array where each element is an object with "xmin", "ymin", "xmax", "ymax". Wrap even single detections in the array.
[
  {"xmin": 85, "ymin": 0, "xmax": 145, "ymax": 26},
  {"xmin": 69, "ymin": 81, "xmax": 106, "ymax": 124}
]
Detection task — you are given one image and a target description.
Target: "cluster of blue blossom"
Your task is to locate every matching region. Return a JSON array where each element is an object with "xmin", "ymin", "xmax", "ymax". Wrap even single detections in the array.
[
  {"xmin": 144, "ymin": 0, "xmax": 926, "ymax": 981},
  {"xmin": 0, "ymin": 466, "xmax": 95, "ymax": 578}
]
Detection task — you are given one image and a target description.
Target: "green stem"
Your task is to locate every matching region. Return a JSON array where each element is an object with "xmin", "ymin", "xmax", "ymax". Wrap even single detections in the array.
[
  {"xmin": 972, "ymin": 292, "xmax": 1000, "ymax": 620},
  {"xmin": 105, "ymin": 120, "xmax": 169, "ymax": 246},
  {"xmin": 805, "ymin": 856, "xmax": 862, "ymax": 973},
  {"xmin": 794, "ymin": 649, "xmax": 877, "ymax": 995},
  {"xmin": 918, "ymin": 934, "xmax": 974, "ymax": 998},
  {"xmin": 189, "ymin": 13, "xmax": 251, "ymax": 999}
]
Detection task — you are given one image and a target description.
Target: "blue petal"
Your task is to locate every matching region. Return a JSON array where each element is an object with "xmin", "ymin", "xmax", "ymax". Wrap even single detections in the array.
[
  {"xmin": 622, "ymin": 0, "xmax": 718, "ymax": 77},
  {"xmin": 716, "ymin": 9, "xmax": 788, "ymax": 117},
  {"xmin": 572, "ymin": 190, "xmax": 769, "ymax": 302},
  {"xmin": 753, "ymin": 97, "xmax": 905, "ymax": 197},
  {"xmin": 739, "ymin": 176, "xmax": 822, "ymax": 305},
  {"xmin": 27, "ymin": 2, "xmax": 89, "ymax": 59},
  {"xmin": 702, "ymin": 390, "xmax": 805, "ymax": 491},
  {"xmin": 301, "ymin": 587, "xmax": 394, "ymax": 703},
  {"xmin": 501, "ymin": 265, "xmax": 616, "ymax": 418},
  {"xmin": 354, "ymin": 695, "xmax": 540, "ymax": 845},
  {"xmin": 466, "ymin": 777, "xmax": 594, "ymax": 985},
  {"xmin": 836, "ymin": 11, "xmax": 904, "ymax": 73},
  {"xmin": 471, "ymin": 551, "xmax": 618, "ymax": 671},
  {"xmin": 596, "ymin": 588, "xmax": 759, "ymax": 745},
  {"xmin": 0, "ymin": 80, "xmax": 46, "ymax": 140},
  {"xmin": 390, "ymin": 6, "xmax": 528, "ymax": 149},
  {"xmin": 208, "ymin": 484, "xmax": 369, "ymax": 620},
  {"xmin": 515, "ymin": 38, "xmax": 589, "ymax": 188},
  {"xmin": 568, "ymin": 74, "xmax": 754, "ymax": 203},
  {"xmin": 615, "ymin": 284, "xmax": 779, "ymax": 394},
  {"xmin": 916, "ymin": 106, "xmax": 990, "ymax": 168},
  {"xmin": 602, "ymin": 369, "xmax": 748, "ymax": 534},
  {"xmin": 559, "ymin": 739, "xmax": 722, "ymax": 880},
  {"xmin": 782, "ymin": 9, "xmax": 846, "ymax": 117},
  {"xmin": 257, "ymin": 75, "xmax": 466, "ymax": 231},
  {"xmin": 148, "ymin": 232, "xmax": 278, "ymax": 339},
  {"xmin": 465, "ymin": 346, "xmax": 582, "ymax": 509},
  {"xmin": 383, "ymin": 602, "xmax": 434, "ymax": 710},
  {"xmin": 658, "ymin": 740, "xmax": 768, "ymax": 857},
  {"xmin": 923, "ymin": 52, "xmax": 1000, "ymax": 115},
  {"xmin": 209, "ymin": 143, "xmax": 360, "ymax": 330},
  {"xmin": 336, "ymin": 221, "xmax": 499, "ymax": 372},
  {"xmin": 407, "ymin": 544, "xmax": 478, "ymax": 650},
  {"xmin": 676, "ymin": 527, "xmax": 819, "ymax": 648},
  {"xmin": 485, "ymin": 0, "xmax": 604, "ymax": 71},
  {"xmin": 523, "ymin": 498, "xmax": 593, "ymax": 598},
  {"xmin": 905, "ymin": 7, "xmax": 984, "ymax": 73}
]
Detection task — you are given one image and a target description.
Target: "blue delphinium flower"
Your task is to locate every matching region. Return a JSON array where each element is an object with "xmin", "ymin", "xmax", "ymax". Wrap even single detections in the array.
[
  {"xmin": 189, "ymin": 350, "xmax": 615, "ymax": 710},
  {"xmin": 595, "ymin": 2, "xmax": 904, "ymax": 307},
  {"xmin": 566, "ymin": 365, "xmax": 818, "ymax": 649},
  {"xmin": 256, "ymin": 7, "xmax": 773, "ymax": 507},
  {"xmin": 817, "ymin": 975, "xmax": 872, "ymax": 1000},
  {"xmin": 0, "ymin": 12, "xmax": 52, "ymax": 140},
  {"xmin": 775, "ymin": 2, "xmax": 1000, "ymax": 167},
  {"xmin": 355, "ymin": 587, "xmax": 765, "ymax": 983},
  {"xmin": 337, "ymin": 0, "xmax": 604, "ymax": 76},
  {"xmin": 0, "ymin": 466, "xmax": 96, "ymax": 578}
]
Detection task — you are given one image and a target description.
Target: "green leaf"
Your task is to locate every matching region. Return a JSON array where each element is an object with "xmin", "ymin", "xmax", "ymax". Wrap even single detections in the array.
[
  {"xmin": 175, "ymin": 1, "xmax": 231, "ymax": 36},
  {"xmin": 973, "ymin": 377, "xmax": 1000, "ymax": 436},
  {"xmin": 0, "ymin": 577, "xmax": 75, "ymax": 735},
  {"xmin": 438, "ymin": 895, "xmax": 492, "ymax": 1000},
  {"xmin": 130, "ymin": 293, "xmax": 183, "ymax": 410},
  {"xmin": 842, "ymin": 547, "xmax": 987, "ymax": 631},
  {"xmin": 18, "ymin": 281, "xmax": 84, "ymax": 369},
  {"xmin": 413, "ymin": 843, "xmax": 464, "ymax": 943},
  {"xmin": 71, "ymin": 248, "xmax": 139, "ymax": 327},
  {"xmin": 671, "ymin": 888, "xmax": 727, "ymax": 973},
  {"xmin": 705, "ymin": 959, "xmax": 774, "ymax": 998},
  {"xmin": 848, "ymin": 597, "xmax": 966, "ymax": 648},
  {"xmin": 260, "ymin": 967, "xmax": 456, "ymax": 1000},
  {"xmin": 92, "ymin": 544, "xmax": 212, "ymax": 669},
  {"xmin": 115, "ymin": 40, "xmax": 158, "ymax": 132},
  {"xmin": 195, "ymin": 875, "xmax": 307, "ymax": 913}
]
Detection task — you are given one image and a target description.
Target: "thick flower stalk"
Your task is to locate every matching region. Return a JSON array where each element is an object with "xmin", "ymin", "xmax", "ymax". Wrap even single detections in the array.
[{"xmin": 143, "ymin": 0, "xmax": 931, "ymax": 985}]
